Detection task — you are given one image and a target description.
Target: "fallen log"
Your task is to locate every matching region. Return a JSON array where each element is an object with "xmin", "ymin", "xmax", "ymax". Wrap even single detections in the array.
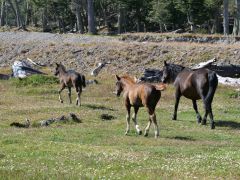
[
  {"xmin": 0, "ymin": 73, "xmax": 11, "ymax": 80},
  {"xmin": 138, "ymin": 69, "xmax": 162, "ymax": 82},
  {"xmin": 91, "ymin": 61, "xmax": 110, "ymax": 76},
  {"xmin": 12, "ymin": 60, "xmax": 46, "ymax": 78},
  {"xmin": 192, "ymin": 58, "xmax": 240, "ymax": 78}
]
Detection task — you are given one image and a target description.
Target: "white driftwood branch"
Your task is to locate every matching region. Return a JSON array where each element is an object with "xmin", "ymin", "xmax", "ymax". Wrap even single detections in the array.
[
  {"xmin": 217, "ymin": 75, "xmax": 240, "ymax": 86},
  {"xmin": 193, "ymin": 58, "xmax": 240, "ymax": 86},
  {"xmin": 191, "ymin": 57, "xmax": 216, "ymax": 69},
  {"xmin": 91, "ymin": 62, "xmax": 110, "ymax": 76}
]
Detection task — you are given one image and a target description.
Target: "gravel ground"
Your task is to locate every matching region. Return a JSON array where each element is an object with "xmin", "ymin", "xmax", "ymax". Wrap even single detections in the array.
[
  {"xmin": 0, "ymin": 32, "xmax": 115, "ymax": 44},
  {"xmin": 0, "ymin": 32, "xmax": 239, "ymax": 76}
]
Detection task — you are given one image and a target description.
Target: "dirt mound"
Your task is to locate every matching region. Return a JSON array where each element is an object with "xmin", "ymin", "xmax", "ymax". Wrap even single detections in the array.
[{"xmin": 0, "ymin": 32, "xmax": 239, "ymax": 76}]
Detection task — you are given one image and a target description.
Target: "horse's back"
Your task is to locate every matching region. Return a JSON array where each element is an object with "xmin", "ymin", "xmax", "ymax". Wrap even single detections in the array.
[
  {"xmin": 64, "ymin": 70, "xmax": 84, "ymax": 88},
  {"xmin": 175, "ymin": 68, "xmax": 212, "ymax": 100},
  {"xmin": 128, "ymin": 83, "xmax": 161, "ymax": 107}
]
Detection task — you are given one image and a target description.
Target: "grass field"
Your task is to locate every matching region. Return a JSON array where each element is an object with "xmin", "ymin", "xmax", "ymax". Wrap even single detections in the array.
[{"xmin": 0, "ymin": 74, "xmax": 240, "ymax": 179}]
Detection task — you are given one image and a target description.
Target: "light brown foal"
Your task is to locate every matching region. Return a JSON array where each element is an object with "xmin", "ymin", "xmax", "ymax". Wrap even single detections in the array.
[{"xmin": 115, "ymin": 75, "xmax": 166, "ymax": 138}]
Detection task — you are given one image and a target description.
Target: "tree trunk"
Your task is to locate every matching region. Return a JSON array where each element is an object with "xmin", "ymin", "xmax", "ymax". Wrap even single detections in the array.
[
  {"xmin": 6, "ymin": 0, "xmax": 18, "ymax": 26},
  {"xmin": 75, "ymin": 0, "xmax": 84, "ymax": 33},
  {"xmin": 42, "ymin": 7, "xmax": 48, "ymax": 32},
  {"xmin": 118, "ymin": 4, "xmax": 124, "ymax": 34},
  {"xmin": 13, "ymin": 0, "xmax": 25, "ymax": 28},
  {"xmin": 57, "ymin": 16, "xmax": 66, "ymax": 33},
  {"xmin": 233, "ymin": 0, "xmax": 240, "ymax": 36},
  {"xmin": 211, "ymin": 9, "xmax": 221, "ymax": 34},
  {"xmin": 136, "ymin": 8, "xmax": 141, "ymax": 32},
  {"xmin": 87, "ymin": 0, "xmax": 96, "ymax": 34},
  {"xmin": 25, "ymin": 0, "xmax": 31, "ymax": 26},
  {"xmin": 0, "ymin": 0, "xmax": 5, "ymax": 26},
  {"xmin": 223, "ymin": 0, "xmax": 229, "ymax": 35},
  {"xmin": 99, "ymin": 0, "xmax": 107, "ymax": 27}
]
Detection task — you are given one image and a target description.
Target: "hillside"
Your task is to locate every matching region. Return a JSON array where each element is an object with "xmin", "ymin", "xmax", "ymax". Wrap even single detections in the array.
[{"xmin": 0, "ymin": 32, "xmax": 239, "ymax": 76}]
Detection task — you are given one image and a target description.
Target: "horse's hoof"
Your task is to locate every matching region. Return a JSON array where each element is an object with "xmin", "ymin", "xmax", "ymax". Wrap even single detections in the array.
[
  {"xmin": 155, "ymin": 135, "xmax": 159, "ymax": 139},
  {"xmin": 125, "ymin": 132, "xmax": 129, "ymax": 136},
  {"xmin": 60, "ymin": 100, "xmax": 63, "ymax": 103},
  {"xmin": 201, "ymin": 120, "xmax": 206, "ymax": 125},
  {"xmin": 211, "ymin": 123, "xmax": 215, "ymax": 129},
  {"xmin": 138, "ymin": 130, "xmax": 142, "ymax": 135},
  {"xmin": 144, "ymin": 133, "xmax": 148, "ymax": 137},
  {"xmin": 197, "ymin": 116, "xmax": 202, "ymax": 124},
  {"xmin": 172, "ymin": 117, "xmax": 177, "ymax": 120}
]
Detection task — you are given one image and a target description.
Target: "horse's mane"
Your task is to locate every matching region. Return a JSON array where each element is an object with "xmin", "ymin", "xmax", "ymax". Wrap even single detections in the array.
[
  {"xmin": 121, "ymin": 75, "xmax": 136, "ymax": 84},
  {"xmin": 167, "ymin": 63, "xmax": 187, "ymax": 81},
  {"xmin": 58, "ymin": 63, "xmax": 67, "ymax": 72}
]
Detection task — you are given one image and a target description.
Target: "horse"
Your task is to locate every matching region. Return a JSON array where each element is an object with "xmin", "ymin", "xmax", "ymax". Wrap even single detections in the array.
[
  {"xmin": 161, "ymin": 61, "xmax": 218, "ymax": 129},
  {"xmin": 54, "ymin": 63, "xmax": 86, "ymax": 106},
  {"xmin": 114, "ymin": 75, "xmax": 166, "ymax": 138}
]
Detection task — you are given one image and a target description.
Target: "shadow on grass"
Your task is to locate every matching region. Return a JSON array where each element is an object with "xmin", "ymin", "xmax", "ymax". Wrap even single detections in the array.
[
  {"xmin": 216, "ymin": 120, "xmax": 240, "ymax": 129},
  {"xmin": 168, "ymin": 136, "xmax": 195, "ymax": 141},
  {"xmin": 0, "ymin": 154, "xmax": 5, "ymax": 159},
  {"xmin": 84, "ymin": 104, "xmax": 115, "ymax": 111}
]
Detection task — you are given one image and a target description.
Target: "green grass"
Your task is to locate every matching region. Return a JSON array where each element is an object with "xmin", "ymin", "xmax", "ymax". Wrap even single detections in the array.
[
  {"xmin": 11, "ymin": 74, "xmax": 59, "ymax": 87},
  {"xmin": 0, "ymin": 75, "xmax": 240, "ymax": 179}
]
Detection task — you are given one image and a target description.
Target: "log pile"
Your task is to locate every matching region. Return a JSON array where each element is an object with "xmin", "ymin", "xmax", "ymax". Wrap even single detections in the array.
[
  {"xmin": 138, "ymin": 69, "xmax": 162, "ymax": 82},
  {"xmin": 139, "ymin": 58, "xmax": 240, "ymax": 86}
]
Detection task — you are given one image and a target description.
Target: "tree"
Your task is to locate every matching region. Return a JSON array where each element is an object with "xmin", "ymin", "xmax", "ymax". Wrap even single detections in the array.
[
  {"xmin": 87, "ymin": 0, "xmax": 96, "ymax": 34},
  {"xmin": 71, "ymin": 0, "xmax": 84, "ymax": 33},
  {"xmin": 223, "ymin": 0, "xmax": 229, "ymax": 35},
  {"xmin": 0, "ymin": 0, "xmax": 6, "ymax": 26},
  {"xmin": 233, "ymin": 0, "xmax": 240, "ymax": 36}
]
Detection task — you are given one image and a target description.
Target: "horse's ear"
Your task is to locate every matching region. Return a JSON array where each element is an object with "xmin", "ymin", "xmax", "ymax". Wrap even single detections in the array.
[
  {"xmin": 56, "ymin": 63, "xmax": 59, "ymax": 66},
  {"xmin": 115, "ymin": 75, "xmax": 121, "ymax": 81},
  {"xmin": 164, "ymin": 61, "xmax": 168, "ymax": 66},
  {"xmin": 133, "ymin": 76, "xmax": 138, "ymax": 83}
]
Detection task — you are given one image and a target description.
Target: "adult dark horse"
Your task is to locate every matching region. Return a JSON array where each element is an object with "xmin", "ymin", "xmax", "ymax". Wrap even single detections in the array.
[
  {"xmin": 54, "ymin": 63, "xmax": 86, "ymax": 106},
  {"xmin": 115, "ymin": 75, "xmax": 166, "ymax": 138},
  {"xmin": 161, "ymin": 61, "xmax": 218, "ymax": 129}
]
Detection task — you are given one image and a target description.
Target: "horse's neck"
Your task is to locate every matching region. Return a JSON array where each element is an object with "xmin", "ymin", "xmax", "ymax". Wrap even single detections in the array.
[
  {"xmin": 122, "ymin": 79, "xmax": 135, "ymax": 91},
  {"xmin": 59, "ymin": 68, "xmax": 67, "ymax": 76},
  {"xmin": 170, "ymin": 65, "xmax": 185, "ymax": 82}
]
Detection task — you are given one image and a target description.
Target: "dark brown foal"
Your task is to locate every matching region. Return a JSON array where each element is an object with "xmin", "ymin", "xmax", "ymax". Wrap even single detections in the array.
[{"xmin": 54, "ymin": 63, "xmax": 86, "ymax": 106}]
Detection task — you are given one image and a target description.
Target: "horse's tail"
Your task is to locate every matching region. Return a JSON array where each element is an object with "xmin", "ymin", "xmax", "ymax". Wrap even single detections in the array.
[
  {"xmin": 154, "ymin": 83, "xmax": 167, "ymax": 91},
  {"xmin": 81, "ymin": 74, "xmax": 86, "ymax": 88},
  {"xmin": 206, "ymin": 70, "xmax": 218, "ymax": 104}
]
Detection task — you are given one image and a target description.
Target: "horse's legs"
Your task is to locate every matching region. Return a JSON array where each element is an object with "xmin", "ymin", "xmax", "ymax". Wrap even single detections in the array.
[
  {"xmin": 151, "ymin": 113, "xmax": 159, "ymax": 138},
  {"xmin": 76, "ymin": 86, "xmax": 82, "ymax": 106},
  {"xmin": 144, "ymin": 117, "xmax": 152, "ymax": 137},
  {"xmin": 147, "ymin": 108, "xmax": 159, "ymax": 138},
  {"xmin": 125, "ymin": 102, "xmax": 131, "ymax": 135},
  {"xmin": 203, "ymin": 100, "xmax": 215, "ymax": 129},
  {"xmin": 132, "ymin": 106, "xmax": 142, "ymax": 135},
  {"xmin": 68, "ymin": 87, "xmax": 72, "ymax": 104},
  {"xmin": 172, "ymin": 88, "xmax": 181, "ymax": 120},
  {"xmin": 192, "ymin": 100, "xmax": 202, "ymax": 123},
  {"xmin": 58, "ymin": 85, "xmax": 65, "ymax": 103},
  {"xmin": 208, "ymin": 104, "xmax": 215, "ymax": 129}
]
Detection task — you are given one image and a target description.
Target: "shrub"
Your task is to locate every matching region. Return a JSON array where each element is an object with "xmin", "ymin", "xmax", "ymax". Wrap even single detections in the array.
[{"xmin": 11, "ymin": 74, "xmax": 59, "ymax": 87}]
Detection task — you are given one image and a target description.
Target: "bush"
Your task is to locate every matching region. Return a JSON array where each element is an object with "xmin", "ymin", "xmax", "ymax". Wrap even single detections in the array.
[{"xmin": 11, "ymin": 75, "xmax": 59, "ymax": 87}]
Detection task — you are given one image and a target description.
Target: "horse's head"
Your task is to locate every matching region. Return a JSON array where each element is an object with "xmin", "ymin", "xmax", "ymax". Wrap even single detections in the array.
[
  {"xmin": 54, "ymin": 63, "xmax": 66, "ymax": 76},
  {"xmin": 54, "ymin": 63, "xmax": 60, "ymax": 76},
  {"xmin": 115, "ymin": 75, "xmax": 124, "ymax": 97},
  {"xmin": 161, "ymin": 61, "xmax": 171, "ymax": 83}
]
